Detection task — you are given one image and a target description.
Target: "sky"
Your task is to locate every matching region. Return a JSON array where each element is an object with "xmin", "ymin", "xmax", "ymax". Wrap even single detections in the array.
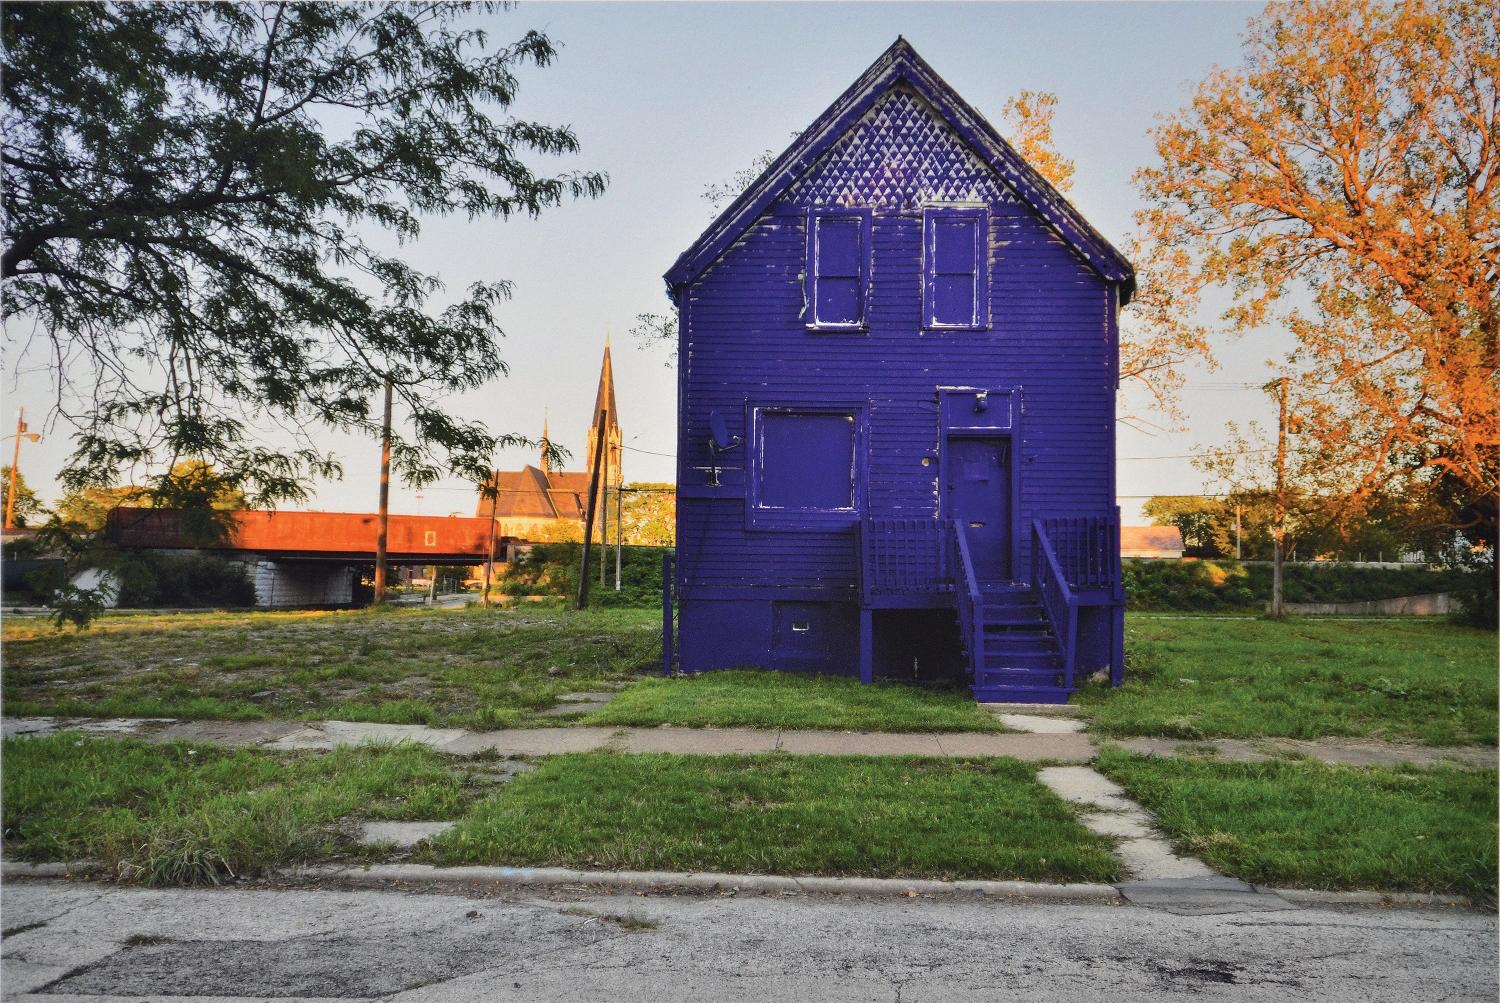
[{"xmin": 3, "ymin": 0, "xmax": 1288, "ymax": 524}]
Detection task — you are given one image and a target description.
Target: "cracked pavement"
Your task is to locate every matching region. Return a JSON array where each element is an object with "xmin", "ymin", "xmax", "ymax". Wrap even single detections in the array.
[{"xmin": 1, "ymin": 879, "xmax": 1494, "ymax": 1001}]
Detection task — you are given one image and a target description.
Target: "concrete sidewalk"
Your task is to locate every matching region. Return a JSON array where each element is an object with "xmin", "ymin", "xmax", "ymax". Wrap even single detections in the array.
[{"xmin": 0, "ymin": 716, "xmax": 1096, "ymax": 762}]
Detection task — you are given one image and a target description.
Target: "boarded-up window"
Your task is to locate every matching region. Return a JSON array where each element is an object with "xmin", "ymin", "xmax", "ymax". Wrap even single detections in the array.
[
  {"xmin": 923, "ymin": 207, "xmax": 988, "ymax": 329},
  {"xmin": 806, "ymin": 210, "xmax": 870, "ymax": 329},
  {"xmin": 756, "ymin": 410, "xmax": 857, "ymax": 511}
]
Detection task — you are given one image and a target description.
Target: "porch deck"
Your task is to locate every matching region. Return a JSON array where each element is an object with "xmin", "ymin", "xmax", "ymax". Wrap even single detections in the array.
[{"xmin": 857, "ymin": 512, "xmax": 1124, "ymax": 702}]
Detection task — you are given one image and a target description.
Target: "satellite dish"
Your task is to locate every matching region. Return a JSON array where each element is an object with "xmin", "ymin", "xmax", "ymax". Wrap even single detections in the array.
[{"xmin": 709, "ymin": 411, "xmax": 740, "ymax": 452}]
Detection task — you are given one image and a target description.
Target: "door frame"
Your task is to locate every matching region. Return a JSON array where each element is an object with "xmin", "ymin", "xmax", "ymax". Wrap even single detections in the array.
[{"xmin": 937, "ymin": 387, "xmax": 1023, "ymax": 582}]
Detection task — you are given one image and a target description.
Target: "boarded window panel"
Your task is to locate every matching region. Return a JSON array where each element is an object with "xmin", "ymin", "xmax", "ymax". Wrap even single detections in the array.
[
  {"xmin": 923, "ymin": 208, "xmax": 988, "ymax": 328},
  {"xmin": 933, "ymin": 218, "xmax": 977, "ymax": 275},
  {"xmin": 816, "ymin": 217, "xmax": 861, "ymax": 277},
  {"xmin": 932, "ymin": 275, "xmax": 975, "ymax": 327},
  {"xmin": 817, "ymin": 277, "xmax": 861, "ymax": 326},
  {"xmin": 759, "ymin": 412, "xmax": 856, "ymax": 510},
  {"xmin": 808, "ymin": 211, "xmax": 866, "ymax": 327}
]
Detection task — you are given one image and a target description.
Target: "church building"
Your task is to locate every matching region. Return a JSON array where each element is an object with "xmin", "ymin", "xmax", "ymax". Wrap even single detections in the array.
[{"xmin": 475, "ymin": 341, "xmax": 622, "ymax": 542}]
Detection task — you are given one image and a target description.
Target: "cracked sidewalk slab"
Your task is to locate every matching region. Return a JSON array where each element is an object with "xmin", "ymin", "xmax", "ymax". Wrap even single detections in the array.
[
  {"xmin": 1108, "ymin": 735, "xmax": 1497, "ymax": 769},
  {"xmin": 1037, "ymin": 765, "xmax": 1229, "ymax": 892}
]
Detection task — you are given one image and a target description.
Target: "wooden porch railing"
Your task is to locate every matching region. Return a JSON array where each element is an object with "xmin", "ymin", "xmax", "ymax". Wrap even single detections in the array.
[
  {"xmin": 948, "ymin": 519, "xmax": 984, "ymax": 675},
  {"xmin": 1031, "ymin": 519, "xmax": 1079, "ymax": 692},
  {"xmin": 858, "ymin": 517, "xmax": 951, "ymax": 602},
  {"xmin": 1039, "ymin": 510, "xmax": 1122, "ymax": 594}
]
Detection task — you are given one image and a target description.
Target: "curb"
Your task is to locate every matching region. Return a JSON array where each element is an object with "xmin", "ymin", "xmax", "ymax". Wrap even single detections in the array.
[
  {"xmin": 1268, "ymin": 886, "xmax": 1474, "ymax": 908},
  {"xmin": 286, "ymin": 864, "xmax": 1126, "ymax": 903},
  {"xmin": 0, "ymin": 860, "xmax": 1119, "ymax": 903},
  {"xmin": 3, "ymin": 860, "xmax": 1477, "ymax": 911}
]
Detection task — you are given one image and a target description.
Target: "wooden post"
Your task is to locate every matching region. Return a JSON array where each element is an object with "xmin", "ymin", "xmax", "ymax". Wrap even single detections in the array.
[
  {"xmin": 615, "ymin": 481, "xmax": 623, "ymax": 591},
  {"xmin": 4, "ymin": 408, "xmax": 25, "ymax": 530},
  {"xmin": 1271, "ymin": 376, "xmax": 1288, "ymax": 619},
  {"xmin": 858, "ymin": 607, "xmax": 874, "ymax": 685},
  {"xmin": 661, "ymin": 550, "xmax": 674, "ymax": 675},
  {"xmin": 481, "ymin": 472, "xmax": 499, "ymax": 608},
  {"xmin": 577, "ymin": 412, "xmax": 608, "ymax": 610},
  {"xmin": 373, "ymin": 381, "xmax": 393, "ymax": 605}
]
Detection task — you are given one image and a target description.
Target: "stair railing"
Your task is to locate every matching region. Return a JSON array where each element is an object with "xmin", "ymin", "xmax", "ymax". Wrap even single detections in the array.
[
  {"xmin": 1031, "ymin": 519, "xmax": 1079, "ymax": 691},
  {"xmin": 948, "ymin": 519, "xmax": 984, "ymax": 679}
]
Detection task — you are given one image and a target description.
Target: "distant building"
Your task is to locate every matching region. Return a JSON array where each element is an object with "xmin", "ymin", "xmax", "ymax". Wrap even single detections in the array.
[
  {"xmin": 475, "ymin": 341, "xmax": 622, "ymax": 541},
  {"xmin": 1121, "ymin": 526, "xmax": 1185, "ymax": 559}
]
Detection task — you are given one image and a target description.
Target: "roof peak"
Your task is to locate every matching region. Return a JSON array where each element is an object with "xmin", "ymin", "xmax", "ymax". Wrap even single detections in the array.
[{"xmin": 664, "ymin": 38, "xmax": 1133, "ymax": 301}]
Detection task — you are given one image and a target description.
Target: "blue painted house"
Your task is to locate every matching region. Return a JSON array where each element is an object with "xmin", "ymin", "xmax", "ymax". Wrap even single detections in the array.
[{"xmin": 663, "ymin": 40, "xmax": 1133, "ymax": 703}]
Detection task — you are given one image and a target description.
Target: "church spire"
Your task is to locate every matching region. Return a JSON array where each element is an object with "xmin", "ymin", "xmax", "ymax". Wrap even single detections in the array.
[{"xmin": 586, "ymin": 338, "xmax": 622, "ymax": 486}]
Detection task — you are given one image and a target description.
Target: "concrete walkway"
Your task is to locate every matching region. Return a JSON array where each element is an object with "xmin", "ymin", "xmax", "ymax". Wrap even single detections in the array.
[
  {"xmin": 5, "ymin": 715, "xmax": 1492, "ymax": 768},
  {"xmin": 0, "ymin": 716, "xmax": 1095, "ymax": 762}
]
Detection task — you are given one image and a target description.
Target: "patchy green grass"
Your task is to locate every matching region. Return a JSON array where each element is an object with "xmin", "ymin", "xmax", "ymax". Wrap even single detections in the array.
[
  {"xmin": 1096, "ymin": 750, "xmax": 1498, "ymax": 902},
  {"xmin": 1079, "ymin": 616, "xmax": 1496, "ymax": 746},
  {"xmin": 425, "ymin": 752, "xmax": 1120, "ymax": 883},
  {"xmin": 2, "ymin": 606, "xmax": 659, "ymax": 728},
  {"xmin": 1, "ymin": 735, "xmax": 490, "ymax": 885},
  {"xmin": 585, "ymin": 671, "xmax": 1005, "ymax": 733}
]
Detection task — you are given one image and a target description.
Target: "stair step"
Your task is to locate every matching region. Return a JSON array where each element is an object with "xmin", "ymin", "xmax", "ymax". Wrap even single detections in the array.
[
  {"xmin": 971, "ymin": 684, "xmax": 1074, "ymax": 705},
  {"xmin": 981, "ymin": 666, "xmax": 1064, "ymax": 683},
  {"xmin": 982, "ymin": 607, "xmax": 1044, "ymax": 620},
  {"xmin": 983, "ymin": 635, "xmax": 1057, "ymax": 653},
  {"xmin": 984, "ymin": 616, "xmax": 1047, "ymax": 629},
  {"xmin": 984, "ymin": 655, "xmax": 1061, "ymax": 672},
  {"xmin": 981, "ymin": 594, "xmax": 1035, "ymax": 609}
]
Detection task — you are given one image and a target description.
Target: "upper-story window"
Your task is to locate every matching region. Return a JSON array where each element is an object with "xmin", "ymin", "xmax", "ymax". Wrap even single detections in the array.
[
  {"xmin": 923, "ymin": 207, "xmax": 989, "ymax": 330},
  {"xmin": 805, "ymin": 208, "xmax": 871, "ymax": 330}
]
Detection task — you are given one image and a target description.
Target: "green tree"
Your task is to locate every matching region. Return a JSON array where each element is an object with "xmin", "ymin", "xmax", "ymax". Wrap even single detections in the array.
[
  {"xmin": 54, "ymin": 485, "xmax": 145, "ymax": 533},
  {"xmin": 3, "ymin": 2, "xmax": 606, "ymax": 506},
  {"xmin": 1136, "ymin": 0, "xmax": 1499, "ymax": 529},
  {"xmin": 0, "ymin": 466, "xmax": 43, "ymax": 527},
  {"xmin": 1142, "ymin": 495, "xmax": 1225, "ymax": 557},
  {"xmin": 620, "ymin": 483, "xmax": 675, "ymax": 547}
]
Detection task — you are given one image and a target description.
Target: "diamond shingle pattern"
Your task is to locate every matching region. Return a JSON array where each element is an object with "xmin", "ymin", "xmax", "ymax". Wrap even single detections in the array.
[{"xmin": 784, "ymin": 86, "xmax": 1015, "ymax": 209}]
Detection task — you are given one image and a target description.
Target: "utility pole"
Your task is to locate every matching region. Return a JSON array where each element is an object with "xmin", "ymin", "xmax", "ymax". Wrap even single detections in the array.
[
  {"xmin": 481, "ymin": 471, "xmax": 499, "ymax": 608},
  {"xmin": 1234, "ymin": 503, "xmax": 1242, "ymax": 561},
  {"xmin": 1271, "ymin": 376, "xmax": 1288, "ymax": 619},
  {"xmin": 577, "ymin": 412, "xmax": 608, "ymax": 609},
  {"xmin": 373, "ymin": 380, "xmax": 393, "ymax": 605},
  {"xmin": 615, "ymin": 482, "xmax": 623, "ymax": 591},
  {"xmin": 5, "ymin": 408, "xmax": 38, "ymax": 530},
  {"xmin": 600, "ymin": 443, "xmax": 609, "ymax": 588}
]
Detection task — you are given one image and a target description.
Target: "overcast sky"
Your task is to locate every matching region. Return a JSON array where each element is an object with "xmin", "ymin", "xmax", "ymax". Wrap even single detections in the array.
[{"xmin": 4, "ymin": 0, "xmax": 1286, "ymax": 523}]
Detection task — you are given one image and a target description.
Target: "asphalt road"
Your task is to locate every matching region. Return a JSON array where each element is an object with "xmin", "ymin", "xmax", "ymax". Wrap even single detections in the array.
[{"xmin": 2, "ymin": 879, "xmax": 1495, "ymax": 1002}]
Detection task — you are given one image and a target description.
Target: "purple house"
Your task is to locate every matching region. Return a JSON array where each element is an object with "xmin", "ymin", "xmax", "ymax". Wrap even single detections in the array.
[{"xmin": 663, "ymin": 40, "xmax": 1132, "ymax": 703}]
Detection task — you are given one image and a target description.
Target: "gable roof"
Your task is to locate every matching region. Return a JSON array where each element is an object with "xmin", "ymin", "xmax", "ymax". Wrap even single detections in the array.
[
  {"xmin": 473, "ymin": 466, "xmax": 590, "ymax": 521},
  {"xmin": 664, "ymin": 38, "xmax": 1135, "ymax": 303}
]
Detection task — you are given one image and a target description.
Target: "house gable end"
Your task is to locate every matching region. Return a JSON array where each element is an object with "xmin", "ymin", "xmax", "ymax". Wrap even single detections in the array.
[{"xmin": 665, "ymin": 38, "xmax": 1134, "ymax": 301}]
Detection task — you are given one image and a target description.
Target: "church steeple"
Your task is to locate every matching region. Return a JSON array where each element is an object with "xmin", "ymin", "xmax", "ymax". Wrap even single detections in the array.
[{"xmin": 586, "ymin": 338, "xmax": 622, "ymax": 486}]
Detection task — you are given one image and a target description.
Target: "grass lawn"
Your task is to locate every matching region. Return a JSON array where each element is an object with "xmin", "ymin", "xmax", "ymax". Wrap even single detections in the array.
[
  {"xmin": 425, "ymin": 752, "xmax": 1120, "ymax": 883},
  {"xmin": 1, "ymin": 606, "xmax": 660, "ymax": 729},
  {"xmin": 1, "ymin": 735, "xmax": 486, "ymax": 885},
  {"xmin": 1097, "ymin": 749, "xmax": 1499, "ymax": 902},
  {"xmin": 585, "ymin": 670, "xmax": 1005, "ymax": 733},
  {"xmin": 1078, "ymin": 616, "xmax": 1496, "ymax": 746}
]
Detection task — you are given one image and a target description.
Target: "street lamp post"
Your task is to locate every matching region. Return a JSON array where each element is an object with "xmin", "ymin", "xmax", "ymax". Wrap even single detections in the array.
[{"xmin": 5, "ymin": 407, "xmax": 42, "ymax": 530}]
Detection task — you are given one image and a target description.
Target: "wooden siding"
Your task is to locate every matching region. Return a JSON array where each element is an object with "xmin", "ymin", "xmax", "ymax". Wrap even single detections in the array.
[{"xmin": 677, "ymin": 193, "xmax": 1112, "ymax": 597}]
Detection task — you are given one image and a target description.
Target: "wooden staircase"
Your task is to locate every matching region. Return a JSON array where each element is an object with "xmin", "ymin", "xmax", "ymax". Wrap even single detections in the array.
[{"xmin": 970, "ymin": 582, "xmax": 1073, "ymax": 704}]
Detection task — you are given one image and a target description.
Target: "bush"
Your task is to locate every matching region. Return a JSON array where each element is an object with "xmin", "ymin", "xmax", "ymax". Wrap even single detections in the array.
[
  {"xmin": 1449, "ymin": 550, "xmax": 1497, "ymax": 630},
  {"xmin": 1124, "ymin": 559, "xmax": 1467, "ymax": 612},
  {"xmin": 495, "ymin": 543, "xmax": 669, "ymax": 607},
  {"xmin": 113, "ymin": 552, "xmax": 256, "ymax": 608}
]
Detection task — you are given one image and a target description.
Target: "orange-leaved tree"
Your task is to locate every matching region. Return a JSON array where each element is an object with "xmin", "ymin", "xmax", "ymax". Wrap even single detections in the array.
[{"xmin": 1136, "ymin": 0, "xmax": 1498, "ymax": 532}]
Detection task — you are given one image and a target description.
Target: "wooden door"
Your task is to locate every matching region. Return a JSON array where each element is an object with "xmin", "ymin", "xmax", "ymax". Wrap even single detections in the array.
[{"xmin": 946, "ymin": 437, "xmax": 1011, "ymax": 580}]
